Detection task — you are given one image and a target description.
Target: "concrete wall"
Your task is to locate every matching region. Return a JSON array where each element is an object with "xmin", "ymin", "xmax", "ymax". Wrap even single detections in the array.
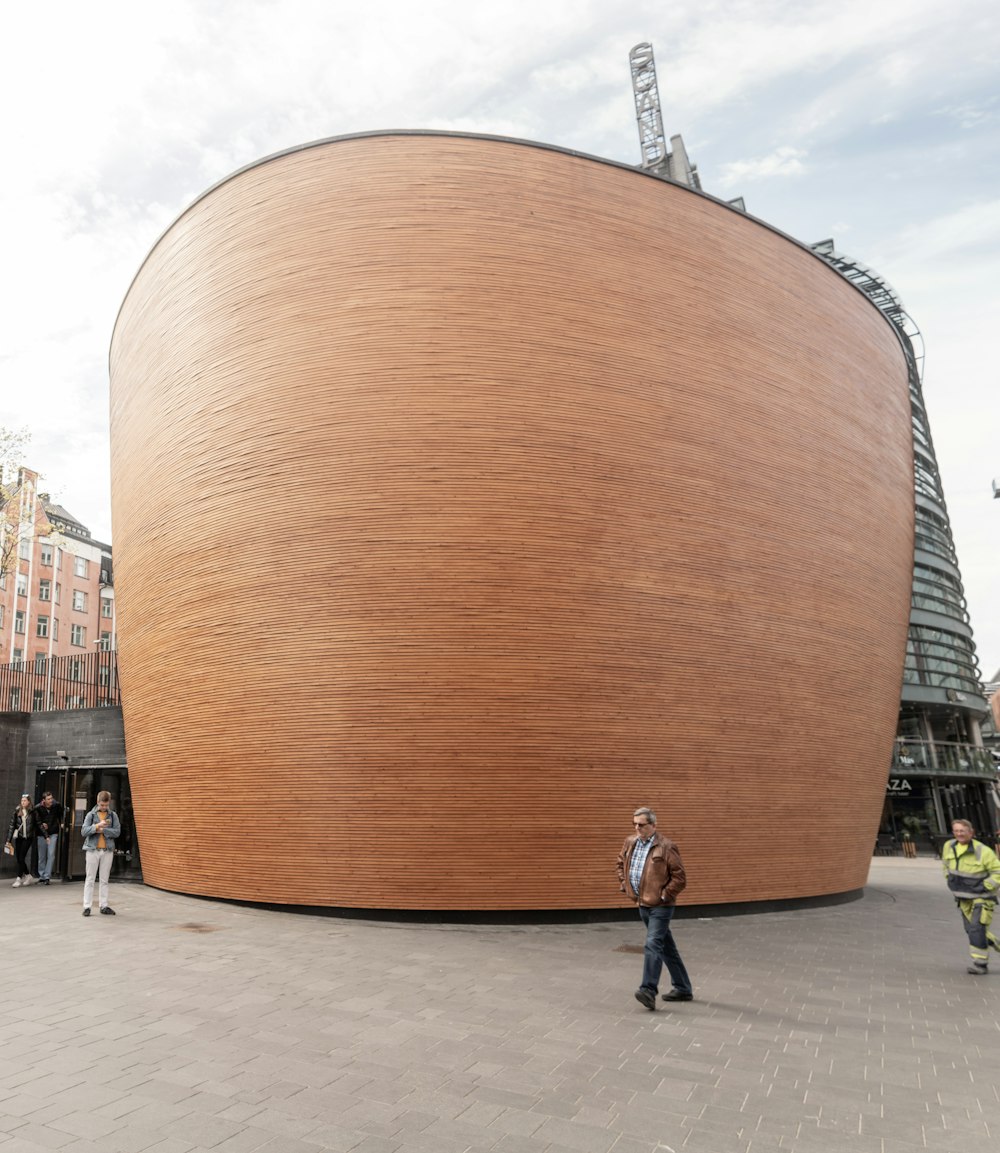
[
  {"xmin": 0, "ymin": 708, "xmax": 125, "ymax": 878},
  {"xmin": 0, "ymin": 713, "xmax": 30, "ymax": 875},
  {"xmin": 25, "ymin": 707, "xmax": 126, "ymax": 770}
]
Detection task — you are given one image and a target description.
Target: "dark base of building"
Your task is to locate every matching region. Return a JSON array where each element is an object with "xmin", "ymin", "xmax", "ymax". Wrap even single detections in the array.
[{"xmin": 143, "ymin": 883, "xmax": 864, "ymax": 924}]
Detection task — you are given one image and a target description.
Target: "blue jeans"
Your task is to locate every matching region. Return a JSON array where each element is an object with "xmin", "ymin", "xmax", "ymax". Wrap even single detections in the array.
[
  {"xmin": 639, "ymin": 905, "xmax": 691, "ymax": 995},
  {"xmin": 37, "ymin": 835, "xmax": 58, "ymax": 881}
]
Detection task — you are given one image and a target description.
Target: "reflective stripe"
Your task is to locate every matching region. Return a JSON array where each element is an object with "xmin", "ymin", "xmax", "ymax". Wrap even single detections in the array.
[
  {"xmin": 944, "ymin": 840, "xmax": 989, "ymax": 876},
  {"xmin": 945, "ymin": 840, "xmax": 995, "ymax": 895}
]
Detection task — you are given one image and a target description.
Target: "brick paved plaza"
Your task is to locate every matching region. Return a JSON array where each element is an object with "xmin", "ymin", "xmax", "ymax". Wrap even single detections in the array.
[{"xmin": 0, "ymin": 858, "xmax": 995, "ymax": 1153}]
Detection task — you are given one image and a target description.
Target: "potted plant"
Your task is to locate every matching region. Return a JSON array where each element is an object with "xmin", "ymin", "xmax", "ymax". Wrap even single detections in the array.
[{"xmin": 900, "ymin": 817, "xmax": 922, "ymax": 857}]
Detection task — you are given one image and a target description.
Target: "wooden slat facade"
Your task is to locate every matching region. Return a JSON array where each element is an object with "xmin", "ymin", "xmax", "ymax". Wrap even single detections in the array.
[{"xmin": 109, "ymin": 134, "xmax": 914, "ymax": 909}]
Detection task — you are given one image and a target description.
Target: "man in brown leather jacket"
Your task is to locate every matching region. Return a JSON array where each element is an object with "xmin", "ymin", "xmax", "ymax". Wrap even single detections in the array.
[{"xmin": 616, "ymin": 806, "xmax": 692, "ymax": 1009}]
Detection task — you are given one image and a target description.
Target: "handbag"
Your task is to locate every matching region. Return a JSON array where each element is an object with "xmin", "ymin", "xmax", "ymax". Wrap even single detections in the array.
[{"xmin": 2, "ymin": 842, "xmax": 12, "ymax": 856}]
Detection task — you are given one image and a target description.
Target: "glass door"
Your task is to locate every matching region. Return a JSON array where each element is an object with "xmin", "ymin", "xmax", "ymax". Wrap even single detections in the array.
[
  {"xmin": 98, "ymin": 768, "xmax": 140, "ymax": 880},
  {"xmin": 67, "ymin": 770, "xmax": 94, "ymax": 880},
  {"xmin": 32, "ymin": 767, "xmax": 71, "ymax": 880},
  {"xmin": 63, "ymin": 767, "xmax": 141, "ymax": 882}
]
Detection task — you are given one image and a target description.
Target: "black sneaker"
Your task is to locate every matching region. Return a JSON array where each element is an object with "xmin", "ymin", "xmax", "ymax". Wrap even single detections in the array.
[
  {"xmin": 634, "ymin": 988, "xmax": 656, "ymax": 1010},
  {"xmin": 662, "ymin": 989, "xmax": 694, "ymax": 1001},
  {"xmin": 967, "ymin": 964, "xmax": 988, "ymax": 975},
  {"xmin": 82, "ymin": 908, "xmax": 91, "ymax": 917},
  {"xmin": 100, "ymin": 907, "xmax": 116, "ymax": 916}
]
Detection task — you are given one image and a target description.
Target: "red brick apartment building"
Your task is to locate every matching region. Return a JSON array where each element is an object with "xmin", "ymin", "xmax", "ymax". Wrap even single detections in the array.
[{"xmin": 0, "ymin": 467, "xmax": 114, "ymax": 709}]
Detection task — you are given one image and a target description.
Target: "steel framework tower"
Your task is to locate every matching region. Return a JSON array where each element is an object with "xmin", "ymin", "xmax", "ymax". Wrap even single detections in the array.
[{"xmin": 628, "ymin": 43, "xmax": 701, "ymax": 190}]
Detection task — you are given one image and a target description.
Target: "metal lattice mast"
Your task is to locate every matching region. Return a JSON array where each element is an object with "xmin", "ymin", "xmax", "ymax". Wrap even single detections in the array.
[{"xmin": 629, "ymin": 43, "xmax": 668, "ymax": 174}]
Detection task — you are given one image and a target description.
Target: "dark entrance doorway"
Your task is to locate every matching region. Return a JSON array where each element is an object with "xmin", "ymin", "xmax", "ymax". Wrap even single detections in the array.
[
  {"xmin": 34, "ymin": 765, "xmax": 141, "ymax": 882},
  {"xmin": 31, "ymin": 767, "xmax": 71, "ymax": 881}
]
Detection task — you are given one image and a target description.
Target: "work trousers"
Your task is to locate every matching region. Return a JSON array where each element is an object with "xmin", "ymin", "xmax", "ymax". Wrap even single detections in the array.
[{"xmin": 957, "ymin": 897, "xmax": 1000, "ymax": 966}]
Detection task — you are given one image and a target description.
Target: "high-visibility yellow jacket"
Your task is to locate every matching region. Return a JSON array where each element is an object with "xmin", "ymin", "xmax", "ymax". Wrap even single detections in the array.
[{"xmin": 942, "ymin": 839, "xmax": 1000, "ymax": 900}]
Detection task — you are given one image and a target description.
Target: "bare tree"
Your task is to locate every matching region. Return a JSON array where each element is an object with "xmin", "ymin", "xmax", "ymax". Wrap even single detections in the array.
[{"xmin": 0, "ymin": 425, "xmax": 33, "ymax": 581}]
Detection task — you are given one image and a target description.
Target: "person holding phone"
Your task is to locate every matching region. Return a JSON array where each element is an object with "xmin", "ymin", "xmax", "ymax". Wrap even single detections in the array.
[{"xmin": 81, "ymin": 791, "xmax": 121, "ymax": 917}]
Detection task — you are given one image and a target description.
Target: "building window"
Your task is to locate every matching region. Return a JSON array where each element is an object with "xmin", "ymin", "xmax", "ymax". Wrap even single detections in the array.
[
  {"xmin": 39, "ymin": 579, "xmax": 51, "ymax": 602},
  {"xmin": 36, "ymin": 615, "xmax": 49, "ymax": 638},
  {"xmin": 40, "ymin": 544, "xmax": 53, "ymax": 566},
  {"xmin": 64, "ymin": 694, "xmax": 84, "ymax": 708},
  {"xmin": 74, "ymin": 556, "xmax": 88, "ymax": 578},
  {"xmin": 69, "ymin": 657, "xmax": 84, "ymax": 681},
  {"xmin": 98, "ymin": 631, "xmax": 112, "ymax": 651},
  {"xmin": 70, "ymin": 624, "xmax": 86, "ymax": 647},
  {"xmin": 34, "ymin": 653, "xmax": 47, "ymax": 673},
  {"xmin": 52, "ymin": 619, "xmax": 59, "ymax": 642},
  {"xmin": 14, "ymin": 610, "xmax": 26, "ymax": 634},
  {"xmin": 98, "ymin": 663, "xmax": 111, "ymax": 687},
  {"xmin": 32, "ymin": 690, "xmax": 45, "ymax": 710},
  {"xmin": 101, "ymin": 598, "xmax": 113, "ymax": 618},
  {"xmin": 0, "ymin": 604, "xmax": 4, "ymax": 627},
  {"xmin": 0, "ymin": 571, "xmax": 6, "ymax": 590},
  {"xmin": 72, "ymin": 590, "xmax": 88, "ymax": 612},
  {"xmin": 12, "ymin": 648, "xmax": 23, "ymax": 664},
  {"xmin": 16, "ymin": 572, "xmax": 28, "ymax": 597},
  {"xmin": 55, "ymin": 582, "xmax": 61, "ymax": 605},
  {"xmin": 9, "ymin": 688, "xmax": 21, "ymax": 710},
  {"xmin": 18, "ymin": 539, "xmax": 30, "ymax": 560}
]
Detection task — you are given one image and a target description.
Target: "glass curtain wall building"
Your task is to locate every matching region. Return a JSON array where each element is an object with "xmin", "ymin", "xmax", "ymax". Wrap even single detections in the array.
[{"xmin": 811, "ymin": 241, "xmax": 994, "ymax": 844}]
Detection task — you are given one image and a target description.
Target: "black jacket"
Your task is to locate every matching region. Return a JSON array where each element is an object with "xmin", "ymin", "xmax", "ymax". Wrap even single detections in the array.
[
  {"xmin": 33, "ymin": 802, "xmax": 65, "ymax": 838},
  {"xmin": 7, "ymin": 808, "xmax": 37, "ymax": 842}
]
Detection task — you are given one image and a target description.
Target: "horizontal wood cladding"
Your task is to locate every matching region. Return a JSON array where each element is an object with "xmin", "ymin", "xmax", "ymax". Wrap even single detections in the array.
[{"xmin": 109, "ymin": 134, "xmax": 914, "ymax": 909}]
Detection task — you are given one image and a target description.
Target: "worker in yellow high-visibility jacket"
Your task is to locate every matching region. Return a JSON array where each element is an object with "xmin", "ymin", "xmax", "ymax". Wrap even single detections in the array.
[{"xmin": 942, "ymin": 819, "xmax": 1000, "ymax": 974}]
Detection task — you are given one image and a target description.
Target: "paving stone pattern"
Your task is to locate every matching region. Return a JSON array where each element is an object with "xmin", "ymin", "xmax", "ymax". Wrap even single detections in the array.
[{"xmin": 0, "ymin": 859, "xmax": 996, "ymax": 1153}]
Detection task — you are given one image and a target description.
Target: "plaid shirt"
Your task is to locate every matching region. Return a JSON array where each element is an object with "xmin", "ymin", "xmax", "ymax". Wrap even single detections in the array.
[{"xmin": 629, "ymin": 835, "xmax": 655, "ymax": 894}]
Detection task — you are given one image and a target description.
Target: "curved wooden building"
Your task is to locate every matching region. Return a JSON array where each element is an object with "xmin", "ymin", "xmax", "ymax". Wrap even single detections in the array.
[{"xmin": 109, "ymin": 132, "xmax": 913, "ymax": 910}]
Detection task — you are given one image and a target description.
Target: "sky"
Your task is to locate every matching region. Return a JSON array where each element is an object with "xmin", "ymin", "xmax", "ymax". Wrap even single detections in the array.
[{"xmin": 1, "ymin": 0, "xmax": 997, "ymax": 675}]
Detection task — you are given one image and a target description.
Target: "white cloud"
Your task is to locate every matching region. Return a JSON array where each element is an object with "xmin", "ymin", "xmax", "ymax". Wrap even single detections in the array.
[
  {"xmin": 717, "ymin": 145, "xmax": 808, "ymax": 188},
  {"xmin": 934, "ymin": 98, "xmax": 1000, "ymax": 131},
  {"xmin": 867, "ymin": 201, "xmax": 1000, "ymax": 310},
  {"xmin": 1, "ymin": 0, "xmax": 998, "ymax": 670}
]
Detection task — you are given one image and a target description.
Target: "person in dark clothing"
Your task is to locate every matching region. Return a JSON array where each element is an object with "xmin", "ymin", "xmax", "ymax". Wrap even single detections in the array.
[
  {"xmin": 6, "ymin": 795, "xmax": 38, "ymax": 887},
  {"xmin": 33, "ymin": 791, "xmax": 65, "ymax": 885}
]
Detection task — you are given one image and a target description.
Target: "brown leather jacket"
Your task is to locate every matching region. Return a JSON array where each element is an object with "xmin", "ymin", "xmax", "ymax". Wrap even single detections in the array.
[{"xmin": 617, "ymin": 831, "xmax": 687, "ymax": 907}]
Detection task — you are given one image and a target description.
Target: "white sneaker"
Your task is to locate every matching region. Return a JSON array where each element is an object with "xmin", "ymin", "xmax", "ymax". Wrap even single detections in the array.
[
  {"xmin": 22, "ymin": 876, "xmax": 34, "ymax": 886},
  {"xmin": 12, "ymin": 878, "xmax": 21, "ymax": 887}
]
